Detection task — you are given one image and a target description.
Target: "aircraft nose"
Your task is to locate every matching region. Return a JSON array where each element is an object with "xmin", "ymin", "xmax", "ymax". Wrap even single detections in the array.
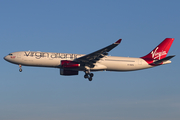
[
  {"xmin": 4, "ymin": 55, "xmax": 12, "ymax": 62},
  {"xmin": 4, "ymin": 56, "xmax": 7, "ymax": 61},
  {"xmin": 4, "ymin": 55, "xmax": 10, "ymax": 62}
]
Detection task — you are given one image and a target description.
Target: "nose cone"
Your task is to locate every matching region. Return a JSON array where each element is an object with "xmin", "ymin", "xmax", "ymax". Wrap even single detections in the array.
[
  {"xmin": 4, "ymin": 56, "xmax": 8, "ymax": 61},
  {"xmin": 4, "ymin": 55, "xmax": 11, "ymax": 62},
  {"xmin": 4, "ymin": 54, "xmax": 17, "ymax": 64}
]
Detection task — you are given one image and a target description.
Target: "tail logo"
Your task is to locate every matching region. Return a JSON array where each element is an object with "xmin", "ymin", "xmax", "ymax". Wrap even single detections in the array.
[{"xmin": 151, "ymin": 47, "xmax": 167, "ymax": 60}]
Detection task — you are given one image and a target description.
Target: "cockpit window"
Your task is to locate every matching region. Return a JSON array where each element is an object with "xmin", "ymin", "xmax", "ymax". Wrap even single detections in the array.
[{"xmin": 8, "ymin": 53, "xmax": 13, "ymax": 55}]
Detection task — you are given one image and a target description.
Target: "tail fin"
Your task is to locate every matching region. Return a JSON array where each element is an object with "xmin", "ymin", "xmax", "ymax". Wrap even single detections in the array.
[{"xmin": 141, "ymin": 38, "xmax": 174, "ymax": 60}]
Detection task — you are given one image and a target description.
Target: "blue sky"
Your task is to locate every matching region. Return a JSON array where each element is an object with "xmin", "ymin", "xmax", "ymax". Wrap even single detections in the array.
[{"xmin": 0, "ymin": 0, "xmax": 180, "ymax": 120}]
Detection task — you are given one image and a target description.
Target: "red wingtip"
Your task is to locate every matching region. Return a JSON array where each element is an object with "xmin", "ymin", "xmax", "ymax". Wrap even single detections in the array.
[{"xmin": 115, "ymin": 39, "xmax": 122, "ymax": 44}]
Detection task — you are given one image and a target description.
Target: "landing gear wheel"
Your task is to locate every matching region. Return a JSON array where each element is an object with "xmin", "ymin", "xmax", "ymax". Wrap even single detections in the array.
[
  {"xmin": 88, "ymin": 77, "xmax": 92, "ymax": 81},
  {"xmin": 90, "ymin": 73, "xmax": 94, "ymax": 77},
  {"xmin": 19, "ymin": 68, "xmax": 22, "ymax": 72},
  {"xmin": 19, "ymin": 65, "xmax": 22, "ymax": 72},
  {"xmin": 84, "ymin": 70, "xmax": 94, "ymax": 81},
  {"xmin": 84, "ymin": 74, "xmax": 88, "ymax": 79}
]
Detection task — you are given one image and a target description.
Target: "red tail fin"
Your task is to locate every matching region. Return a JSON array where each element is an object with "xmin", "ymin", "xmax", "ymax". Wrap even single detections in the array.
[{"xmin": 141, "ymin": 38, "xmax": 174, "ymax": 60}]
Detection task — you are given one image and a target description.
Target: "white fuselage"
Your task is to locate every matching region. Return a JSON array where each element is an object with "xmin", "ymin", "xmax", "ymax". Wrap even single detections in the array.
[{"xmin": 4, "ymin": 51, "xmax": 171, "ymax": 72}]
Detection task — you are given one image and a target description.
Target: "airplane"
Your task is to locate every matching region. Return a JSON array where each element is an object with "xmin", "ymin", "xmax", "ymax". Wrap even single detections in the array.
[{"xmin": 4, "ymin": 38, "xmax": 175, "ymax": 81}]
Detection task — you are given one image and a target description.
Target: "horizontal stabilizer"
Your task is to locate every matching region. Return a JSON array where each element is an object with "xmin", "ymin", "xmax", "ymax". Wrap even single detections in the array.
[{"xmin": 153, "ymin": 55, "xmax": 175, "ymax": 64}]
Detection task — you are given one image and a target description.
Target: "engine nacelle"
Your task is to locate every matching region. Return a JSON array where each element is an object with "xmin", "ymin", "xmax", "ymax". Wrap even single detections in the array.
[
  {"xmin": 61, "ymin": 60, "xmax": 80, "ymax": 68},
  {"xmin": 60, "ymin": 60, "xmax": 79, "ymax": 75},
  {"xmin": 60, "ymin": 69, "xmax": 78, "ymax": 76}
]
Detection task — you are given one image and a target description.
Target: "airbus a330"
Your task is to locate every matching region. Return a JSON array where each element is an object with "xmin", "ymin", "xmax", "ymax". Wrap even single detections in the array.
[{"xmin": 4, "ymin": 38, "xmax": 175, "ymax": 81}]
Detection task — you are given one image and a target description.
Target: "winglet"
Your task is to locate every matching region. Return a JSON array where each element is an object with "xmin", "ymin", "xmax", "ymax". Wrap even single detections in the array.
[{"xmin": 114, "ymin": 39, "xmax": 122, "ymax": 44}]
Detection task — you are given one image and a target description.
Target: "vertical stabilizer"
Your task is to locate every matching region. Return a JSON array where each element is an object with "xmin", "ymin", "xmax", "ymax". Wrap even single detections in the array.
[{"xmin": 141, "ymin": 38, "xmax": 174, "ymax": 60}]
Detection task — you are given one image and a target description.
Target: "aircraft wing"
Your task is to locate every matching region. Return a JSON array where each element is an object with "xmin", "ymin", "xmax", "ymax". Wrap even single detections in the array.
[{"xmin": 74, "ymin": 39, "xmax": 122, "ymax": 67}]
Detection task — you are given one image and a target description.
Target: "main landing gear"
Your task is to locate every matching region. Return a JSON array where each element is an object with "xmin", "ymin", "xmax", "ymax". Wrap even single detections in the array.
[
  {"xmin": 19, "ymin": 64, "xmax": 22, "ymax": 72},
  {"xmin": 84, "ymin": 71, "xmax": 94, "ymax": 81}
]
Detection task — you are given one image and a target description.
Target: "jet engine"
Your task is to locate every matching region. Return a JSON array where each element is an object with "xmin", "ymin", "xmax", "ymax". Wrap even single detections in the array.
[
  {"xmin": 61, "ymin": 60, "xmax": 80, "ymax": 68},
  {"xmin": 60, "ymin": 69, "xmax": 78, "ymax": 75},
  {"xmin": 60, "ymin": 60, "xmax": 79, "ymax": 75}
]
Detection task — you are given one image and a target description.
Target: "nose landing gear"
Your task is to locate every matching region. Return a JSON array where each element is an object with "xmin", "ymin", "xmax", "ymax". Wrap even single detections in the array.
[
  {"xmin": 19, "ymin": 65, "xmax": 22, "ymax": 72},
  {"xmin": 84, "ymin": 71, "xmax": 94, "ymax": 81}
]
